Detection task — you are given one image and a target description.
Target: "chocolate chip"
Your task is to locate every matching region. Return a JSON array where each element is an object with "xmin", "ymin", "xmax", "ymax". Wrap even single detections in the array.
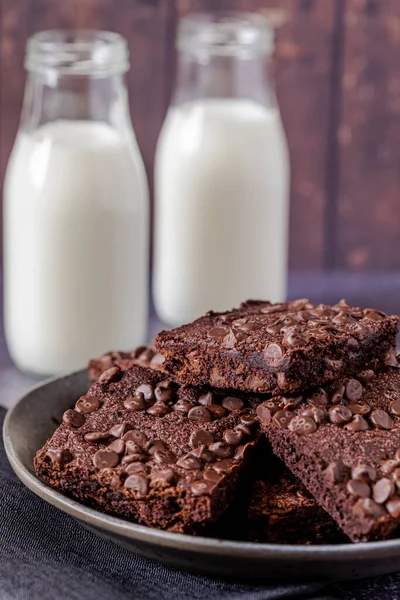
[
  {"xmin": 93, "ymin": 448, "xmax": 119, "ymax": 469},
  {"xmin": 173, "ymin": 400, "xmax": 194, "ymax": 414},
  {"xmin": 223, "ymin": 429, "xmax": 243, "ymax": 445},
  {"xmin": 98, "ymin": 366, "xmax": 121, "ymax": 385},
  {"xmin": 189, "ymin": 430, "xmax": 214, "ymax": 449},
  {"xmin": 75, "ymin": 396, "xmax": 100, "ymax": 414},
  {"xmin": 188, "ymin": 406, "xmax": 212, "ymax": 422},
  {"xmin": 330, "ymin": 385, "xmax": 345, "ymax": 404},
  {"xmin": 121, "ymin": 454, "xmax": 144, "ymax": 465},
  {"xmin": 124, "ymin": 394, "xmax": 146, "ymax": 411},
  {"xmin": 358, "ymin": 370, "xmax": 375, "ymax": 385},
  {"xmin": 288, "ymin": 415, "xmax": 317, "ymax": 435},
  {"xmin": 370, "ymin": 409, "xmax": 394, "ymax": 430},
  {"xmin": 328, "ymin": 405, "xmax": 352, "ymax": 425},
  {"xmin": 176, "ymin": 455, "xmax": 201, "ymax": 470},
  {"xmin": 390, "ymin": 398, "xmax": 400, "ymax": 416},
  {"xmin": 301, "ymin": 407, "xmax": 327, "ymax": 424},
  {"xmin": 122, "ymin": 430, "xmax": 147, "ymax": 447},
  {"xmin": 351, "ymin": 464, "xmax": 376, "ymax": 482},
  {"xmin": 62, "ymin": 409, "xmax": 85, "ymax": 428},
  {"xmin": 272, "ymin": 410, "xmax": 294, "ymax": 429},
  {"xmin": 147, "ymin": 402, "xmax": 171, "ymax": 416},
  {"xmin": 153, "ymin": 449, "xmax": 175, "ymax": 464},
  {"xmin": 138, "ymin": 347, "xmax": 155, "ymax": 362},
  {"xmin": 266, "ymin": 322, "xmax": 283, "ymax": 334},
  {"xmin": 207, "ymin": 404, "xmax": 227, "ymax": 419},
  {"xmin": 386, "ymin": 498, "xmax": 400, "ymax": 518},
  {"xmin": 324, "ymin": 460, "xmax": 347, "ymax": 483},
  {"xmin": 373, "ymin": 478, "xmax": 395, "ymax": 504},
  {"xmin": 284, "ymin": 332, "xmax": 307, "ymax": 347},
  {"xmin": 189, "ymin": 446, "xmax": 213, "ymax": 462},
  {"xmin": 393, "ymin": 467, "xmax": 400, "ymax": 487},
  {"xmin": 150, "ymin": 468, "xmax": 175, "ymax": 488},
  {"xmin": 155, "ymin": 381, "xmax": 175, "ymax": 402},
  {"xmin": 347, "ymin": 401, "xmax": 370, "ymax": 415},
  {"xmin": 125, "ymin": 462, "xmax": 148, "ymax": 476},
  {"xmin": 345, "ymin": 379, "xmax": 363, "ymax": 401},
  {"xmin": 150, "ymin": 353, "xmax": 165, "ymax": 367},
  {"xmin": 136, "ymin": 384, "xmax": 154, "ymax": 400},
  {"xmin": 354, "ymin": 498, "xmax": 386, "ymax": 519},
  {"xmin": 125, "ymin": 441, "xmax": 143, "ymax": 456},
  {"xmin": 198, "ymin": 392, "xmax": 214, "ymax": 406},
  {"xmin": 45, "ymin": 448, "xmax": 73, "ymax": 467},
  {"xmin": 108, "ymin": 439, "xmax": 125, "ymax": 455},
  {"xmin": 222, "ymin": 396, "xmax": 244, "ymax": 411},
  {"xmin": 264, "ymin": 343, "xmax": 284, "ymax": 365},
  {"xmin": 344, "ymin": 415, "xmax": 370, "ymax": 432},
  {"xmin": 381, "ymin": 459, "xmax": 400, "ymax": 475},
  {"xmin": 124, "ymin": 474, "xmax": 148, "ymax": 497},
  {"xmin": 363, "ymin": 311, "xmax": 385, "ymax": 321},
  {"xmin": 209, "ymin": 442, "xmax": 233, "ymax": 458},
  {"xmin": 203, "ymin": 470, "xmax": 223, "ymax": 483},
  {"xmin": 235, "ymin": 423, "xmax": 253, "ymax": 437},
  {"xmin": 234, "ymin": 442, "xmax": 254, "ymax": 461},
  {"xmin": 347, "ymin": 479, "xmax": 371, "ymax": 498},
  {"xmin": 110, "ymin": 423, "xmax": 127, "ymax": 438},
  {"xmin": 256, "ymin": 403, "xmax": 273, "ymax": 425},
  {"xmin": 148, "ymin": 440, "xmax": 167, "ymax": 454},
  {"xmin": 307, "ymin": 389, "xmax": 329, "ymax": 407},
  {"xmin": 207, "ymin": 327, "xmax": 229, "ymax": 339},
  {"xmin": 213, "ymin": 459, "xmax": 236, "ymax": 473},
  {"xmin": 240, "ymin": 415, "xmax": 258, "ymax": 427},
  {"xmin": 191, "ymin": 480, "xmax": 215, "ymax": 496},
  {"xmin": 84, "ymin": 431, "xmax": 110, "ymax": 443}
]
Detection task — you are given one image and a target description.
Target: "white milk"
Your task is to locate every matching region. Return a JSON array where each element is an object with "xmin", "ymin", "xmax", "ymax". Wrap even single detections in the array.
[
  {"xmin": 4, "ymin": 120, "xmax": 149, "ymax": 375},
  {"xmin": 153, "ymin": 99, "xmax": 290, "ymax": 326}
]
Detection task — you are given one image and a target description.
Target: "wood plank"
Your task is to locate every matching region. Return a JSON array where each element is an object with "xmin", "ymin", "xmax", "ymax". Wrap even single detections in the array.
[
  {"xmin": 175, "ymin": 0, "xmax": 337, "ymax": 269},
  {"xmin": 336, "ymin": 0, "xmax": 400, "ymax": 270}
]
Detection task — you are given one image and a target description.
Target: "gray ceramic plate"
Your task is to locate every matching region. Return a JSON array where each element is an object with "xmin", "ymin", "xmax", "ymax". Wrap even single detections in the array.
[{"xmin": 5, "ymin": 371, "xmax": 400, "ymax": 581}]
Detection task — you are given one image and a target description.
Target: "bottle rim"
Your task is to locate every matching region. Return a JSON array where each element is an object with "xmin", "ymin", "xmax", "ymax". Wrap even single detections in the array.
[
  {"xmin": 177, "ymin": 12, "xmax": 274, "ymax": 57},
  {"xmin": 25, "ymin": 30, "xmax": 130, "ymax": 76}
]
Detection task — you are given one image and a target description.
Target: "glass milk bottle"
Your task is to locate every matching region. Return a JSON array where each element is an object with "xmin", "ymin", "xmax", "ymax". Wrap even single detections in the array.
[
  {"xmin": 154, "ymin": 13, "xmax": 290, "ymax": 326},
  {"xmin": 4, "ymin": 31, "xmax": 149, "ymax": 376}
]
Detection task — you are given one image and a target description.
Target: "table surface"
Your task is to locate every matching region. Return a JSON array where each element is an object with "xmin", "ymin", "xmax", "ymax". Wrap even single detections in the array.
[{"xmin": 1, "ymin": 271, "xmax": 399, "ymax": 409}]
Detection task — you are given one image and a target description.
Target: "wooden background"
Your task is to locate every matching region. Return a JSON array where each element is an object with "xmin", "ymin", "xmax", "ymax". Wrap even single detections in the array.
[{"xmin": 0, "ymin": 0, "xmax": 399, "ymax": 271}]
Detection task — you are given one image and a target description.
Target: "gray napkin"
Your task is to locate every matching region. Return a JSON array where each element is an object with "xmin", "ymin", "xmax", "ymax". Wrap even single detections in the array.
[{"xmin": 0, "ymin": 407, "xmax": 397, "ymax": 600}]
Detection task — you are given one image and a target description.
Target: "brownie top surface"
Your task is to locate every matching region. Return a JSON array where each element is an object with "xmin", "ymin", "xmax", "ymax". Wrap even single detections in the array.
[
  {"xmin": 257, "ymin": 357, "xmax": 400, "ymax": 531},
  {"xmin": 156, "ymin": 298, "xmax": 398, "ymax": 361},
  {"xmin": 36, "ymin": 364, "xmax": 260, "ymax": 500}
]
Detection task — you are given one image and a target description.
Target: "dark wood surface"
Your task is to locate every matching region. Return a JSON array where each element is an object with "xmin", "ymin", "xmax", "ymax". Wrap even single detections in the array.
[
  {"xmin": 1, "ymin": 271, "xmax": 399, "ymax": 409},
  {"xmin": 0, "ymin": 0, "xmax": 399, "ymax": 270}
]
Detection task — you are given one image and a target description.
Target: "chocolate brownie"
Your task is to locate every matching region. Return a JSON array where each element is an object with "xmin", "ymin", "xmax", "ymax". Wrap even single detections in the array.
[
  {"xmin": 156, "ymin": 299, "xmax": 398, "ymax": 394},
  {"xmin": 88, "ymin": 345, "xmax": 165, "ymax": 382},
  {"xmin": 34, "ymin": 365, "xmax": 260, "ymax": 534},
  {"xmin": 213, "ymin": 449, "xmax": 347, "ymax": 544},
  {"xmin": 257, "ymin": 353, "xmax": 400, "ymax": 542}
]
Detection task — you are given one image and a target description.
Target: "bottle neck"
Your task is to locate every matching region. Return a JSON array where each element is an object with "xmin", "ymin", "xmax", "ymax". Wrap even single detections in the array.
[
  {"xmin": 173, "ymin": 50, "xmax": 276, "ymax": 108},
  {"xmin": 20, "ymin": 70, "xmax": 132, "ymax": 134}
]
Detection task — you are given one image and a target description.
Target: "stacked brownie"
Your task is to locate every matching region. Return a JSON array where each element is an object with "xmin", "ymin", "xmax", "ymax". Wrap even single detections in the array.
[{"xmin": 35, "ymin": 298, "xmax": 400, "ymax": 543}]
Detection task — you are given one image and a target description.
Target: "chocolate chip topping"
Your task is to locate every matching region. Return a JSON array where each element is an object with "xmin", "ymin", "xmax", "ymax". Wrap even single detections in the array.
[
  {"xmin": 62, "ymin": 409, "xmax": 85, "ymax": 428},
  {"xmin": 347, "ymin": 479, "xmax": 371, "ymax": 498},
  {"xmin": 345, "ymin": 379, "xmax": 363, "ymax": 401},
  {"xmin": 109, "ymin": 423, "xmax": 127, "ymax": 438},
  {"xmin": 176, "ymin": 455, "xmax": 201, "ymax": 470},
  {"xmin": 198, "ymin": 392, "xmax": 213, "ymax": 406},
  {"xmin": 75, "ymin": 396, "xmax": 100, "ymax": 414},
  {"xmin": 209, "ymin": 442, "xmax": 232, "ymax": 458},
  {"xmin": 190, "ymin": 480, "xmax": 215, "ymax": 496},
  {"xmin": 390, "ymin": 398, "xmax": 400, "ymax": 416},
  {"xmin": 373, "ymin": 478, "xmax": 395, "ymax": 504},
  {"xmin": 222, "ymin": 396, "xmax": 244, "ymax": 411},
  {"xmin": 344, "ymin": 415, "xmax": 370, "ymax": 432},
  {"xmin": 272, "ymin": 410, "xmax": 294, "ymax": 429},
  {"xmin": 207, "ymin": 327, "xmax": 229, "ymax": 340},
  {"xmin": 45, "ymin": 448, "xmax": 73, "ymax": 467},
  {"xmin": 188, "ymin": 406, "xmax": 212, "ymax": 422},
  {"xmin": 93, "ymin": 448, "xmax": 119, "ymax": 469},
  {"xmin": 124, "ymin": 395, "xmax": 145, "ymax": 411},
  {"xmin": 98, "ymin": 366, "xmax": 121, "ymax": 385},
  {"xmin": 301, "ymin": 407, "xmax": 327, "ymax": 424},
  {"xmin": 213, "ymin": 459, "xmax": 236, "ymax": 473},
  {"xmin": 288, "ymin": 415, "xmax": 317, "ymax": 435},
  {"xmin": 122, "ymin": 430, "xmax": 147, "ymax": 447},
  {"xmin": 125, "ymin": 462, "xmax": 147, "ymax": 476},
  {"xmin": 328, "ymin": 405, "xmax": 352, "ymax": 425},
  {"xmin": 147, "ymin": 402, "xmax": 171, "ymax": 417},
  {"xmin": 189, "ymin": 430, "xmax": 214, "ymax": 448},
  {"xmin": 264, "ymin": 343, "xmax": 284, "ymax": 365},
  {"xmin": 124, "ymin": 474, "xmax": 148, "ymax": 497},
  {"xmin": 108, "ymin": 439, "xmax": 125, "ymax": 455},
  {"xmin": 307, "ymin": 389, "xmax": 329, "ymax": 407},
  {"xmin": 386, "ymin": 498, "xmax": 400, "ymax": 518},
  {"xmin": 84, "ymin": 431, "xmax": 110, "ymax": 443},
  {"xmin": 351, "ymin": 464, "xmax": 377, "ymax": 482},
  {"xmin": 136, "ymin": 384, "xmax": 154, "ymax": 400},
  {"xmin": 330, "ymin": 385, "xmax": 345, "ymax": 404},
  {"xmin": 153, "ymin": 449, "xmax": 175, "ymax": 464},
  {"xmin": 354, "ymin": 498, "xmax": 386, "ymax": 519},
  {"xmin": 370, "ymin": 409, "xmax": 394, "ymax": 430},
  {"xmin": 346, "ymin": 401, "xmax": 370, "ymax": 415},
  {"xmin": 223, "ymin": 429, "xmax": 243, "ymax": 445}
]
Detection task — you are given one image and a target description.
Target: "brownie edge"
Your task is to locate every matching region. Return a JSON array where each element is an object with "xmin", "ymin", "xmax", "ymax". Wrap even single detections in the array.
[{"xmin": 156, "ymin": 299, "xmax": 398, "ymax": 394}]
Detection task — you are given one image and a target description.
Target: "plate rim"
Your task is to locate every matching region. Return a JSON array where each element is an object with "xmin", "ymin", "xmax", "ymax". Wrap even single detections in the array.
[{"xmin": 5, "ymin": 370, "xmax": 400, "ymax": 563}]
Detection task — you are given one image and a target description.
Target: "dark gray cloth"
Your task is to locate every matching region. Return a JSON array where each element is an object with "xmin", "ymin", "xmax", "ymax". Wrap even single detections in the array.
[{"xmin": 0, "ymin": 408, "xmax": 397, "ymax": 600}]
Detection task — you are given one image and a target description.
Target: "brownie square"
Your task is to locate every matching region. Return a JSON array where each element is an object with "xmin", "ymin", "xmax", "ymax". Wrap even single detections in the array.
[
  {"xmin": 34, "ymin": 365, "xmax": 260, "ymax": 534},
  {"xmin": 156, "ymin": 299, "xmax": 398, "ymax": 394},
  {"xmin": 257, "ymin": 354, "xmax": 400, "ymax": 542}
]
